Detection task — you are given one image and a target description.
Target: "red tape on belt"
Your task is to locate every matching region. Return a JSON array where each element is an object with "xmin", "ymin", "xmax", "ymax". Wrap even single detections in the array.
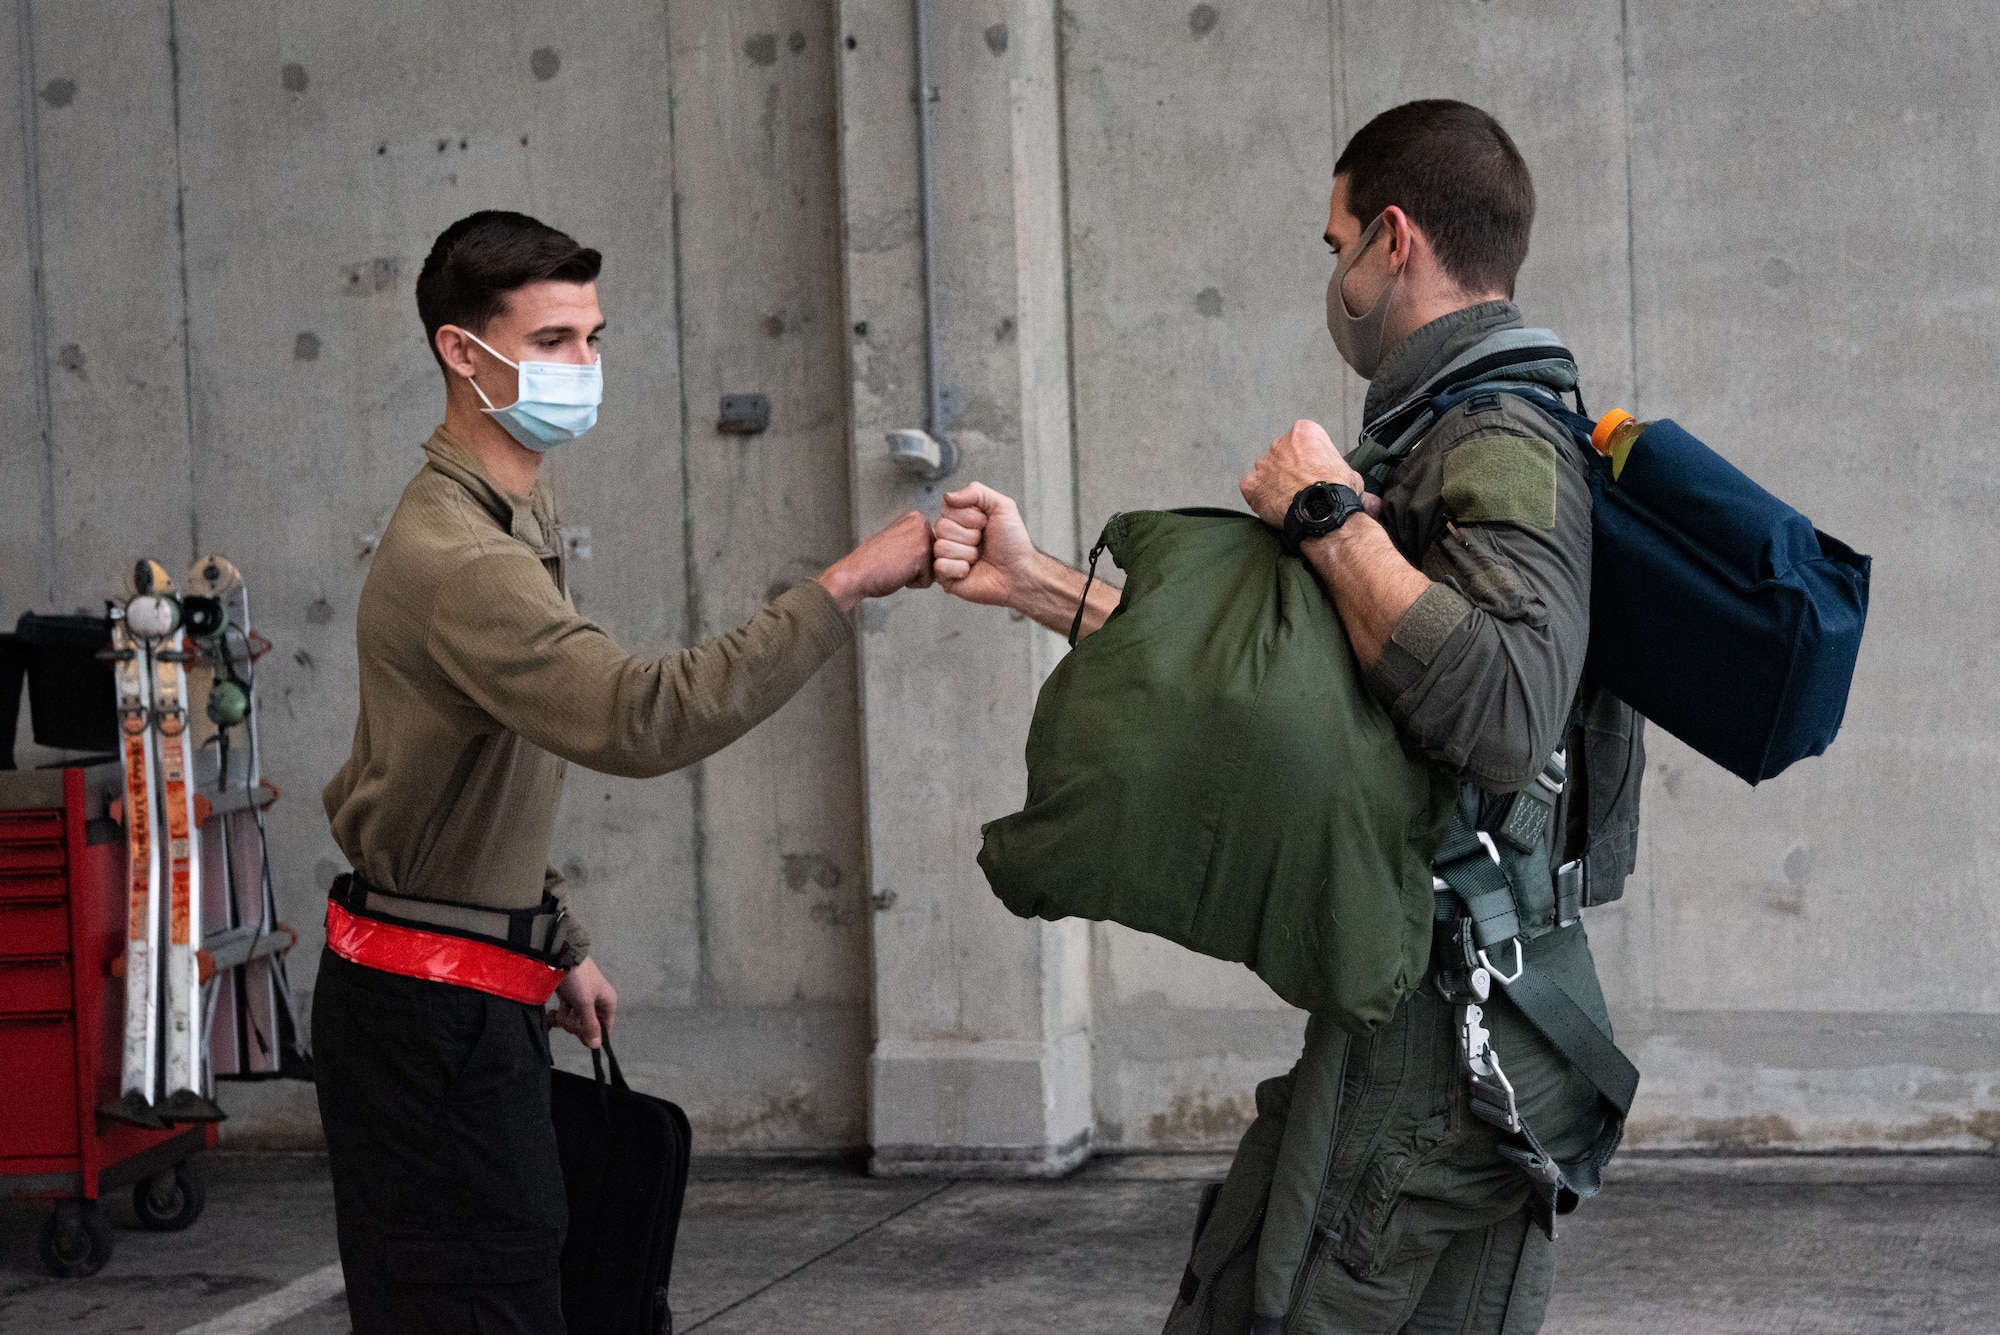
[{"xmin": 324, "ymin": 898, "xmax": 566, "ymax": 1005}]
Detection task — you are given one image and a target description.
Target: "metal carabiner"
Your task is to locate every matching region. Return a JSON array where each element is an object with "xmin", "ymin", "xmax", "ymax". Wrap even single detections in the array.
[
  {"xmin": 1458, "ymin": 1002, "xmax": 1523, "ymax": 1134},
  {"xmin": 1478, "ymin": 937, "xmax": 1525, "ymax": 985}
]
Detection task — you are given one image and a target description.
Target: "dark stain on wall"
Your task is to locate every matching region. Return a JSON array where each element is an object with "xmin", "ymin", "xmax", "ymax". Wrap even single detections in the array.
[
  {"xmin": 782, "ymin": 853, "xmax": 844, "ymax": 892},
  {"xmin": 344, "ymin": 257, "xmax": 402, "ymax": 294}
]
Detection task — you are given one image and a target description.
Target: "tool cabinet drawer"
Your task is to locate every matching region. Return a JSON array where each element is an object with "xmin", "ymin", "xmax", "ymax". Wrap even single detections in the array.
[
  {"xmin": 0, "ymin": 1014, "xmax": 80, "ymax": 1158},
  {"xmin": 0, "ymin": 843, "xmax": 63, "ymax": 872},
  {"xmin": 0, "ymin": 812, "xmax": 64, "ymax": 871},
  {"xmin": 0, "ymin": 845, "xmax": 63, "ymax": 874},
  {"xmin": 0, "ymin": 901, "xmax": 67, "ymax": 958},
  {"xmin": 0, "ymin": 869, "xmax": 66, "ymax": 903},
  {"xmin": 0, "ymin": 956, "xmax": 72, "ymax": 1015},
  {"xmin": 0, "ymin": 810, "xmax": 62, "ymax": 843}
]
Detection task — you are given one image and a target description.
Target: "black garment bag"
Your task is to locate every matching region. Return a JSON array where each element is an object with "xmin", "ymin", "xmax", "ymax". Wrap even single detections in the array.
[
  {"xmin": 552, "ymin": 1040, "xmax": 692, "ymax": 1335},
  {"xmin": 9, "ymin": 613, "xmax": 118, "ymax": 761}
]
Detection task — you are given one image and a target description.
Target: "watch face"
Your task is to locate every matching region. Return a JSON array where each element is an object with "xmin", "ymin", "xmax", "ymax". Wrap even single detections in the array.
[{"xmin": 1301, "ymin": 487, "xmax": 1336, "ymax": 522}]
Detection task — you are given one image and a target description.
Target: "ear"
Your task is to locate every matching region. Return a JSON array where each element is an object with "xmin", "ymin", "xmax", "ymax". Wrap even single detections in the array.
[
  {"xmin": 433, "ymin": 325, "xmax": 480, "ymax": 381},
  {"xmin": 1380, "ymin": 205, "xmax": 1418, "ymax": 272}
]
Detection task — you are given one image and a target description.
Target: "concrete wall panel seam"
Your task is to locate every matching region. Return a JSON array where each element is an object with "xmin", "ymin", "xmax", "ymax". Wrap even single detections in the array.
[
  {"xmin": 12, "ymin": 0, "xmax": 56, "ymax": 610},
  {"xmin": 660, "ymin": 14, "xmax": 710, "ymax": 1012}
]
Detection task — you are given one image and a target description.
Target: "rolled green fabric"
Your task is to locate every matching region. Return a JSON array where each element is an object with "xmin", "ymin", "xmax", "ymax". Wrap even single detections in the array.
[{"xmin": 979, "ymin": 509, "xmax": 1454, "ymax": 1031}]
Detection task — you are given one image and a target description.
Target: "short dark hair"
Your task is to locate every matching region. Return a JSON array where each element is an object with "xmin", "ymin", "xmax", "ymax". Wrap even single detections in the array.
[
  {"xmin": 415, "ymin": 211, "xmax": 601, "ymax": 366},
  {"xmin": 1334, "ymin": 100, "xmax": 1534, "ymax": 297}
]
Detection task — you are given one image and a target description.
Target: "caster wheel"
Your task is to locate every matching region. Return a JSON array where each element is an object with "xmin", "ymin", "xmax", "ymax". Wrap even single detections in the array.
[
  {"xmin": 38, "ymin": 1199, "xmax": 114, "ymax": 1277},
  {"xmin": 134, "ymin": 1163, "xmax": 207, "ymax": 1231}
]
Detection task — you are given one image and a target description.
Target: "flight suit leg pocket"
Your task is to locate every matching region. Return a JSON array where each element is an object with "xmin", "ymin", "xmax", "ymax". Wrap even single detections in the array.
[
  {"xmin": 1167, "ymin": 1156, "xmax": 1272, "ymax": 1333},
  {"xmin": 1319, "ymin": 1129, "xmax": 1444, "ymax": 1280},
  {"xmin": 1164, "ymin": 1075, "xmax": 1292, "ymax": 1334},
  {"xmin": 1315, "ymin": 995, "xmax": 1462, "ymax": 1282}
]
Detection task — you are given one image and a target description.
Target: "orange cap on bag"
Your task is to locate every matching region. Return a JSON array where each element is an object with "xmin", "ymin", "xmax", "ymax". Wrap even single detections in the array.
[{"xmin": 1591, "ymin": 409, "xmax": 1634, "ymax": 456}]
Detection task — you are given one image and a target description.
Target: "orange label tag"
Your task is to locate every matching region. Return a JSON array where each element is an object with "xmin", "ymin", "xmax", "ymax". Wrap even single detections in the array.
[{"xmin": 124, "ymin": 732, "xmax": 152, "ymax": 939}]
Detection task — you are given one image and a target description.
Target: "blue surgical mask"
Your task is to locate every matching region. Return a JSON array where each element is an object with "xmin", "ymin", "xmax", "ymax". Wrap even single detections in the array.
[{"xmin": 461, "ymin": 330, "xmax": 602, "ymax": 451}]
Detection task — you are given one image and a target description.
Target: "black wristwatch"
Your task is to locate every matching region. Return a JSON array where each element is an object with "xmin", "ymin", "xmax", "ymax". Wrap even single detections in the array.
[{"xmin": 1282, "ymin": 481, "xmax": 1365, "ymax": 555}]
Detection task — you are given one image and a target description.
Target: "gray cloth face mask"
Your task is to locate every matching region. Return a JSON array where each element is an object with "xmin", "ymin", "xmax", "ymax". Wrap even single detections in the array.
[{"xmin": 1325, "ymin": 212, "xmax": 1400, "ymax": 381}]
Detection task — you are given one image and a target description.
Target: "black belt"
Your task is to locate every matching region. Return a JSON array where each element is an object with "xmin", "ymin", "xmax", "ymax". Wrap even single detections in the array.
[{"xmin": 330, "ymin": 872, "xmax": 574, "ymax": 967}]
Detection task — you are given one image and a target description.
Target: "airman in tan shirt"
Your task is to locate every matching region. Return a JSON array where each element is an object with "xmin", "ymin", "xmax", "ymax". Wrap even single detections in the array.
[{"xmin": 322, "ymin": 425, "xmax": 857, "ymax": 959}]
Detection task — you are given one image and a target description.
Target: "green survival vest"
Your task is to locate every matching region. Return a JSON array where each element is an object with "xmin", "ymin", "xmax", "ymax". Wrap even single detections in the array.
[{"xmin": 977, "ymin": 508, "xmax": 1456, "ymax": 1031}]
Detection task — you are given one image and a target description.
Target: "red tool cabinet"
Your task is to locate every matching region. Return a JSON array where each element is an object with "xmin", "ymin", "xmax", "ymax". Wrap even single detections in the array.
[{"xmin": 1, "ymin": 763, "xmax": 216, "ymax": 1276}]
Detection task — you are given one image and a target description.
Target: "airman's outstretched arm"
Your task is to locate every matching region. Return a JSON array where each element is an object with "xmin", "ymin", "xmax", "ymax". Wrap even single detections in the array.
[{"xmin": 931, "ymin": 483, "xmax": 1121, "ymax": 638}]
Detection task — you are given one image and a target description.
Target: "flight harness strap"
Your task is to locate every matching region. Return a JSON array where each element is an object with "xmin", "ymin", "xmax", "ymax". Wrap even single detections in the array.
[
  {"xmin": 1431, "ymin": 808, "xmax": 1521, "ymax": 956},
  {"xmin": 1431, "ymin": 801, "xmax": 1639, "ymax": 1221},
  {"xmin": 1361, "ymin": 344, "xmax": 1582, "ymax": 456},
  {"xmin": 1503, "ymin": 964, "xmax": 1639, "ymax": 1115}
]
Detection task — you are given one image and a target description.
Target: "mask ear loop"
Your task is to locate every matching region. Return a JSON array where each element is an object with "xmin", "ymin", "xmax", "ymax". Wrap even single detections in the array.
[
  {"xmin": 464, "ymin": 372, "xmax": 502, "ymax": 413},
  {"xmin": 452, "ymin": 327, "xmax": 516, "ymax": 413},
  {"xmin": 1334, "ymin": 212, "xmax": 1390, "ymax": 320}
]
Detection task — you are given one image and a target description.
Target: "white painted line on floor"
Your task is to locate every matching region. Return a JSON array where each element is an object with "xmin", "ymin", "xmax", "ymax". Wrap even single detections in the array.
[{"xmin": 174, "ymin": 1261, "xmax": 346, "ymax": 1335}]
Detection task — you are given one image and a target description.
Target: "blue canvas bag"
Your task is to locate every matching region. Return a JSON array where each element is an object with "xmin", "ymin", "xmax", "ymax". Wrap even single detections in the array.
[
  {"xmin": 1580, "ymin": 418, "xmax": 1870, "ymax": 783},
  {"xmin": 1427, "ymin": 378, "xmax": 1871, "ymax": 784}
]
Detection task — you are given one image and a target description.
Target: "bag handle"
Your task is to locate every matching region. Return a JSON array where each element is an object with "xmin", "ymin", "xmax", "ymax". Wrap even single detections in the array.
[
  {"xmin": 587, "ymin": 1038, "xmax": 632, "ymax": 1117},
  {"xmin": 1068, "ymin": 530, "xmax": 1113, "ymax": 648}
]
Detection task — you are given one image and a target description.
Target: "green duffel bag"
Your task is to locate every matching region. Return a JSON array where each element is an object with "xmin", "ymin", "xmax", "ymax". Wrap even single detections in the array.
[{"xmin": 978, "ymin": 508, "xmax": 1456, "ymax": 1030}]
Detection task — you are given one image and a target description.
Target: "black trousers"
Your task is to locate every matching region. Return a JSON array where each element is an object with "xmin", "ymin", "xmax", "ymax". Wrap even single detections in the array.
[{"xmin": 313, "ymin": 946, "xmax": 567, "ymax": 1334}]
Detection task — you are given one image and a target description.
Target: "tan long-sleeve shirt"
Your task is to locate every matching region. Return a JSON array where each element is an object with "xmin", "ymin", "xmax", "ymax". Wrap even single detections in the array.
[{"xmin": 322, "ymin": 427, "xmax": 852, "ymax": 954}]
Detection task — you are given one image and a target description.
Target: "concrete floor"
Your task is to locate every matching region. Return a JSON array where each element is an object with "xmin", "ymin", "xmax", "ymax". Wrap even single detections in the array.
[{"xmin": 3, "ymin": 1154, "xmax": 1998, "ymax": 1333}]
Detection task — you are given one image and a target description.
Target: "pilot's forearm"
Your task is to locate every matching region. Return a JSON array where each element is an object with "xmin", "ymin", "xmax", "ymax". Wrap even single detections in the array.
[
  {"xmin": 1299, "ymin": 514, "xmax": 1432, "ymax": 669},
  {"xmin": 1012, "ymin": 550, "xmax": 1122, "ymax": 640}
]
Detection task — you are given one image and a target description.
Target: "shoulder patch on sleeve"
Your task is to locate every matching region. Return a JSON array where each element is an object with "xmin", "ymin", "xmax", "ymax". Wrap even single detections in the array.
[{"xmin": 1441, "ymin": 432, "xmax": 1558, "ymax": 530}]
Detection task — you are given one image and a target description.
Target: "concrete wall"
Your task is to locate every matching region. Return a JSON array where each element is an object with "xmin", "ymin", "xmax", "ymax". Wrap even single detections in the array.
[
  {"xmin": 5, "ymin": 0, "xmax": 1994, "ymax": 1156},
  {"xmin": 2, "ymin": 0, "xmax": 871, "ymax": 1150},
  {"xmin": 1063, "ymin": 0, "xmax": 2000, "ymax": 1152}
]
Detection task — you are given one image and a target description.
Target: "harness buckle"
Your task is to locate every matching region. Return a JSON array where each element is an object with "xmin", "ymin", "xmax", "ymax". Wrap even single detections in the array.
[
  {"xmin": 1497, "ymin": 751, "xmax": 1567, "ymax": 854},
  {"xmin": 1498, "ymin": 1143, "xmax": 1564, "ymax": 1188},
  {"xmin": 1430, "ymin": 905, "xmax": 1495, "ymax": 1005},
  {"xmin": 1554, "ymin": 859, "xmax": 1585, "ymax": 927},
  {"xmin": 1433, "ymin": 951, "xmax": 1492, "ymax": 1006},
  {"xmin": 1458, "ymin": 1003, "xmax": 1522, "ymax": 1135}
]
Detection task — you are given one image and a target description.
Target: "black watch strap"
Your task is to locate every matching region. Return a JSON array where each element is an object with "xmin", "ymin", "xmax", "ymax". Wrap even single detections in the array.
[{"xmin": 1282, "ymin": 482, "xmax": 1364, "ymax": 556}]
